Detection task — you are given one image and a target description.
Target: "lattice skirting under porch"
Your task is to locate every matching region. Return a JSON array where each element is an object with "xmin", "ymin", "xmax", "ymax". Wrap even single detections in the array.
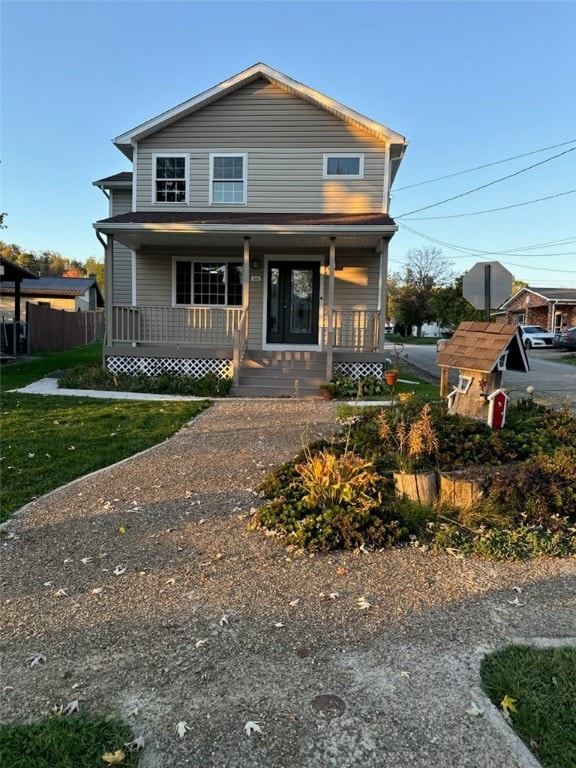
[
  {"xmin": 106, "ymin": 356, "xmax": 233, "ymax": 379},
  {"xmin": 334, "ymin": 361, "xmax": 387, "ymax": 379}
]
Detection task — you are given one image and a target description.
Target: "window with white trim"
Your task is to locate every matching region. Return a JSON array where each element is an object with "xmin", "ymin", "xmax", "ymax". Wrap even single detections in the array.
[
  {"xmin": 154, "ymin": 154, "xmax": 188, "ymax": 203},
  {"xmin": 323, "ymin": 154, "xmax": 364, "ymax": 178},
  {"xmin": 210, "ymin": 153, "xmax": 247, "ymax": 204},
  {"xmin": 175, "ymin": 260, "xmax": 243, "ymax": 306}
]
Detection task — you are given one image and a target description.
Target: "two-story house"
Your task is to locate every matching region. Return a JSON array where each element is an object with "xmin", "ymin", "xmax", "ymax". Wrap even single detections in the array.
[{"xmin": 93, "ymin": 63, "xmax": 408, "ymax": 396}]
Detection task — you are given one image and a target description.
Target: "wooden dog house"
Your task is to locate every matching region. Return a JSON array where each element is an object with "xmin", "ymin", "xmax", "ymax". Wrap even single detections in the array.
[{"xmin": 437, "ymin": 322, "xmax": 529, "ymax": 422}]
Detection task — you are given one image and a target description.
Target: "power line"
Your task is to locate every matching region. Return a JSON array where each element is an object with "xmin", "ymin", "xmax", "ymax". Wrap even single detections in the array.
[
  {"xmin": 394, "ymin": 147, "xmax": 576, "ymax": 219},
  {"xmin": 401, "ymin": 189, "xmax": 576, "ymax": 220},
  {"xmin": 393, "ymin": 138, "xmax": 576, "ymax": 192},
  {"xmin": 398, "ymin": 223, "xmax": 576, "ymax": 268}
]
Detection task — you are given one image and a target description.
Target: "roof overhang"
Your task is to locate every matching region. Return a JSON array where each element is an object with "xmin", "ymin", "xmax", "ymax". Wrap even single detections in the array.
[
  {"xmin": 93, "ymin": 221, "xmax": 398, "ymax": 251},
  {"xmin": 113, "ymin": 63, "xmax": 408, "ymax": 161}
]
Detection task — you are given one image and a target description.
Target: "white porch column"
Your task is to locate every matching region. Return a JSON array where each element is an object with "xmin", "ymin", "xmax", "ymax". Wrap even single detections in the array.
[
  {"xmin": 377, "ymin": 238, "xmax": 389, "ymax": 352},
  {"xmin": 105, "ymin": 235, "xmax": 114, "ymax": 347},
  {"xmin": 242, "ymin": 237, "xmax": 250, "ymax": 307},
  {"xmin": 326, "ymin": 237, "xmax": 336, "ymax": 381}
]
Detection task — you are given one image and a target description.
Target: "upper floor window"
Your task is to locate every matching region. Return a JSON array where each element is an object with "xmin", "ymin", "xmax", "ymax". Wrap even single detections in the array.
[
  {"xmin": 154, "ymin": 154, "xmax": 188, "ymax": 203},
  {"xmin": 210, "ymin": 153, "xmax": 247, "ymax": 204},
  {"xmin": 323, "ymin": 154, "xmax": 364, "ymax": 179}
]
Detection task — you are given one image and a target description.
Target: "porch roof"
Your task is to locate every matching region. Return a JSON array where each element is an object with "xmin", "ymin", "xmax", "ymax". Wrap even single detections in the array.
[{"xmin": 94, "ymin": 211, "xmax": 397, "ymax": 250}]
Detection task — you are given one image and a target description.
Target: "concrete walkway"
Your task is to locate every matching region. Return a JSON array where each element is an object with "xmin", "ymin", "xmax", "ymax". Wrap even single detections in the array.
[{"xmin": 2, "ymin": 393, "xmax": 574, "ymax": 767}]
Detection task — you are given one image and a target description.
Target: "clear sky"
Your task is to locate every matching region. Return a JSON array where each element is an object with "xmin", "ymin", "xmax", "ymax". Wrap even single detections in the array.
[{"xmin": 2, "ymin": 0, "xmax": 575, "ymax": 287}]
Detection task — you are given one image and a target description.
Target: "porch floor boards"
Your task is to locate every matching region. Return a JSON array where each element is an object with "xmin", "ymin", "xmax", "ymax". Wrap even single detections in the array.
[{"xmin": 231, "ymin": 350, "xmax": 328, "ymax": 398}]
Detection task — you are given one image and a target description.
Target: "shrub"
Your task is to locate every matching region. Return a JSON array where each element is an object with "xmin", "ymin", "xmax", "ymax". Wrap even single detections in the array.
[{"xmin": 59, "ymin": 363, "xmax": 231, "ymax": 397}]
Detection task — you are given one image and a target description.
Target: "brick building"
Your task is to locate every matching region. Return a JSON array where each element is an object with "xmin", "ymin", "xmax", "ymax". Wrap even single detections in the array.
[{"xmin": 497, "ymin": 287, "xmax": 576, "ymax": 333}]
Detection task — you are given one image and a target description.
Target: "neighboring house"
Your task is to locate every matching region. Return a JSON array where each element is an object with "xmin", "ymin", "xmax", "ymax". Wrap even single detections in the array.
[
  {"xmin": 93, "ymin": 62, "xmax": 408, "ymax": 396},
  {"xmin": 0, "ymin": 276, "xmax": 104, "ymax": 318},
  {"xmin": 497, "ymin": 286, "xmax": 576, "ymax": 333}
]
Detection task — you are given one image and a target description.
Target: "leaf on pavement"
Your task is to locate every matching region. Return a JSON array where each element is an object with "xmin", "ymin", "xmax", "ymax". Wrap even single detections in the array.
[
  {"xmin": 125, "ymin": 736, "xmax": 145, "ymax": 751},
  {"xmin": 244, "ymin": 720, "xmax": 263, "ymax": 737},
  {"xmin": 114, "ymin": 565, "xmax": 127, "ymax": 576},
  {"xmin": 176, "ymin": 721, "xmax": 191, "ymax": 738},
  {"xmin": 357, "ymin": 596, "xmax": 372, "ymax": 610},
  {"xmin": 466, "ymin": 702, "xmax": 484, "ymax": 717},
  {"xmin": 27, "ymin": 653, "xmax": 46, "ymax": 668}
]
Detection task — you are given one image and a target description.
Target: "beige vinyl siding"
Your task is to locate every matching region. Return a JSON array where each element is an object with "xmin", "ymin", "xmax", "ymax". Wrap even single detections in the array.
[
  {"xmin": 331, "ymin": 255, "xmax": 380, "ymax": 310},
  {"xmin": 136, "ymin": 80, "xmax": 388, "ymax": 213},
  {"xmin": 111, "ymin": 189, "xmax": 133, "ymax": 305}
]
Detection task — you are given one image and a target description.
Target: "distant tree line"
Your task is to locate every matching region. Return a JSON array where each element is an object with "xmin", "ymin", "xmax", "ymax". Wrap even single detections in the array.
[{"xmin": 0, "ymin": 240, "xmax": 105, "ymax": 296}]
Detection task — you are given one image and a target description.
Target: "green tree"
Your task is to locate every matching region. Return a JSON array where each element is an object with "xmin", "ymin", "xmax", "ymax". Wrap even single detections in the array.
[
  {"xmin": 392, "ymin": 247, "xmax": 455, "ymax": 336},
  {"xmin": 83, "ymin": 256, "xmax": 105, "ymax": 296},
  {"xmin": 432, "ymin": 276, "xmax": 484, "ymax": 329}
]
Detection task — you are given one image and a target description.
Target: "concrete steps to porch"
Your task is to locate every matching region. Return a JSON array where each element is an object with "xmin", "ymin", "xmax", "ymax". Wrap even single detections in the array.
[{"xmin": 231, "ymin": 350, "xmax": 328, "ymax": 398}]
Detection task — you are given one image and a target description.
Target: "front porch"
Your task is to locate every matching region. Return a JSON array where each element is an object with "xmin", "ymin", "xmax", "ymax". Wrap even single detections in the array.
[{"xmin": 106, "ymin": 305, "xmax": 389, "ymax": 395}]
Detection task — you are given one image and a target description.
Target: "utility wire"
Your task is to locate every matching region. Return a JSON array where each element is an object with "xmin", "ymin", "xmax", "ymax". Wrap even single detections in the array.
[
  {"xmin": 401, "ymin": 189, "xmax": 576, "ymax": 220},
  {"xmin": 393, "ymin": 138, "xmax": 576, "ymax": 191},
  {"xmin": 398, "ymin": 223, "xmax": 576, "ymax": 266},
  {"xmin": 394, "ymin": 147, "xmax": 576, "ymax": 219}
]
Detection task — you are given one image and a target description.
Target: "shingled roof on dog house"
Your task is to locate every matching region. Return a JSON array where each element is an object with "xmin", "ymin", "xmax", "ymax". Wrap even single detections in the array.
[{"xmin": 437, "ymin": 322, "xmax": 529, "ymax": 374}]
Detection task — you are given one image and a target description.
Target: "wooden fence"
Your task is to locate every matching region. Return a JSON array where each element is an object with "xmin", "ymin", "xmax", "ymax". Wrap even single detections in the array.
[{"xmin": 27, "ymin": 303, "xmax": 105, "ymax": 353}]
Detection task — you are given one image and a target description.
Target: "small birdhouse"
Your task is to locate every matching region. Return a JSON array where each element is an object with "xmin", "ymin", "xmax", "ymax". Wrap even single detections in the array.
[{"xmin": 487, "ymin": 388, "xmax": 510, "ymax": 429}]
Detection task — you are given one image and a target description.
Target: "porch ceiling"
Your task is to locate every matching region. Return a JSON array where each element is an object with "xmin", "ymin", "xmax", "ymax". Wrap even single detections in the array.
[{"xmin": 94, "ymin": 212, "xmax": 397, "ymax": 252}]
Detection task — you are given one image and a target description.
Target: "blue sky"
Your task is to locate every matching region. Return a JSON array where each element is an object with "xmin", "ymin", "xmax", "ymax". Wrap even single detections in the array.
[{"xmin": 2, "ymin": 0, "xmax": 575, "ymax": 287}]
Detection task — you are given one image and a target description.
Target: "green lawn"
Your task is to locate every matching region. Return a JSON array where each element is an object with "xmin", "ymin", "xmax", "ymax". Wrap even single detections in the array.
[
  {"xmin": 481, "ymin": 645, "xmax": 576, "ymax": 768},
  {"xmin": 0, "ymin": 713, "xmax": 140, "ymax": 768},
  {"xmin": 1, "ymin": 344, "xmax": 209, "ymax": 522}
]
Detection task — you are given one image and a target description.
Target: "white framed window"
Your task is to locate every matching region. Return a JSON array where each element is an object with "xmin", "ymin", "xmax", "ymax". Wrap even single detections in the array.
[
  {"xmin": 457, "ymin": 375, "xmax": 473, "ymax": 394},
  {"xmin": 517, "ymin": 313, "xmax": 526, "ymax": 325},
  {"xmin": 174, "ymin": 259, "xmax": 243, "ymax": 306},
  {"xmin": 323, "ymin": 153, "xmax": 364, "ymax": 179},
  {"xmin": 153, "ymin": 154, "xmax": 189, "ymax": 203},
  {"xmin": 210, "ymin": 153, "xmax": 247, "ymax": 204}
]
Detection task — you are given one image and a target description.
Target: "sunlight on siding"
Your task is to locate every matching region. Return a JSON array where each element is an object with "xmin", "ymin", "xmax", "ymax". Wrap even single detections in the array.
[{"xmin": 321, "ymin": 182, "xmax": 373, "ymax": 213}]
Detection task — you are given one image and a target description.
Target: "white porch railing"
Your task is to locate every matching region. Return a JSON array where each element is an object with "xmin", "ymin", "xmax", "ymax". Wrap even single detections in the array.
[
  {"xmin": 323, "ymin": 310, "xmax": 381, "ymax": 351},
  {"xmin": 112, "ymin": 306, "xmax": 380, "ymax": 352},
  {"xmin": 112, "ymin": 306, "xmax": 243, "ymax": 346}
]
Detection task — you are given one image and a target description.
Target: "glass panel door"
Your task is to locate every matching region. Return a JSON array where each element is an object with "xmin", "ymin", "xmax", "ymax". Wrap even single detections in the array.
[{"xmin": 267, "ymin": 262, "xmax": 320, "ymax": 344}]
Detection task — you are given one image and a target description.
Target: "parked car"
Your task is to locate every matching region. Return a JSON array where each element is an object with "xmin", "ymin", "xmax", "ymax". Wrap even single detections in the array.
[
  {"xmin": 518, "ymin": 325, "xmax": 556, "ymax": 349},
  {"xmin": 554, "ymin": 326, "xmax": 576, "ymax": 351}
]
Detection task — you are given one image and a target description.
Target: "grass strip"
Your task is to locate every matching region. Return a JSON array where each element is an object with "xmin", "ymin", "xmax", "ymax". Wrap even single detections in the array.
[
  {"xmin": 1, "ymin": 393, "xmax": 209, "ymax": 523},
  {"xmin": 481, "ymin": 645, "xmax": 576, "ymax": 768},
  {"xmin": 0, "ymin": 713, "xmax": 140, "ymax": 768},
  {"xmin": 1, "ymin": 343, "xmax": 103, "ymax": 390}
]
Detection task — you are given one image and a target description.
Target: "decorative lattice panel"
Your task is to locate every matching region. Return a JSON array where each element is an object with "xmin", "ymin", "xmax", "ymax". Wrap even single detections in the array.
[
  {"xmin": 106, "ymin": 356, "xmax": 232, "ymax": 379},
  {"xmin": 334, "ymin": 362, "xmax": 385, "ymax": 379}
]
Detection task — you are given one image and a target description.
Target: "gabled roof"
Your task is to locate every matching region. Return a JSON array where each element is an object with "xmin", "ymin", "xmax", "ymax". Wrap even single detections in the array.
[
  {"xmin": 113, "ymin": 62, "xmax": 408, "ymax": 160},
  {"xmin": 437, "ymin": 322, "xmax": 529, "ymax": 373},
  {"xmin": 499, "ymin": 285, "xmax": 576, "ymax": 309},
  {"xmin": 0, "ymin": 276, "xmax": 104, "ymax": 307}
]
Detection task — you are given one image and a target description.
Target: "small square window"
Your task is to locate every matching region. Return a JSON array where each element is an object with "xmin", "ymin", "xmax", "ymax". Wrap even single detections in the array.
[{"xmin": 323, "ymin": 154, "xmax": 364, "ymax": 178}]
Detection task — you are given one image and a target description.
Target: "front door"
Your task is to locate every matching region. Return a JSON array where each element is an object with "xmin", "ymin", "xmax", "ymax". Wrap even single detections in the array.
[{"xmin": 267, "ymin": 262, "xmax": 320, "ymax": 345}]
